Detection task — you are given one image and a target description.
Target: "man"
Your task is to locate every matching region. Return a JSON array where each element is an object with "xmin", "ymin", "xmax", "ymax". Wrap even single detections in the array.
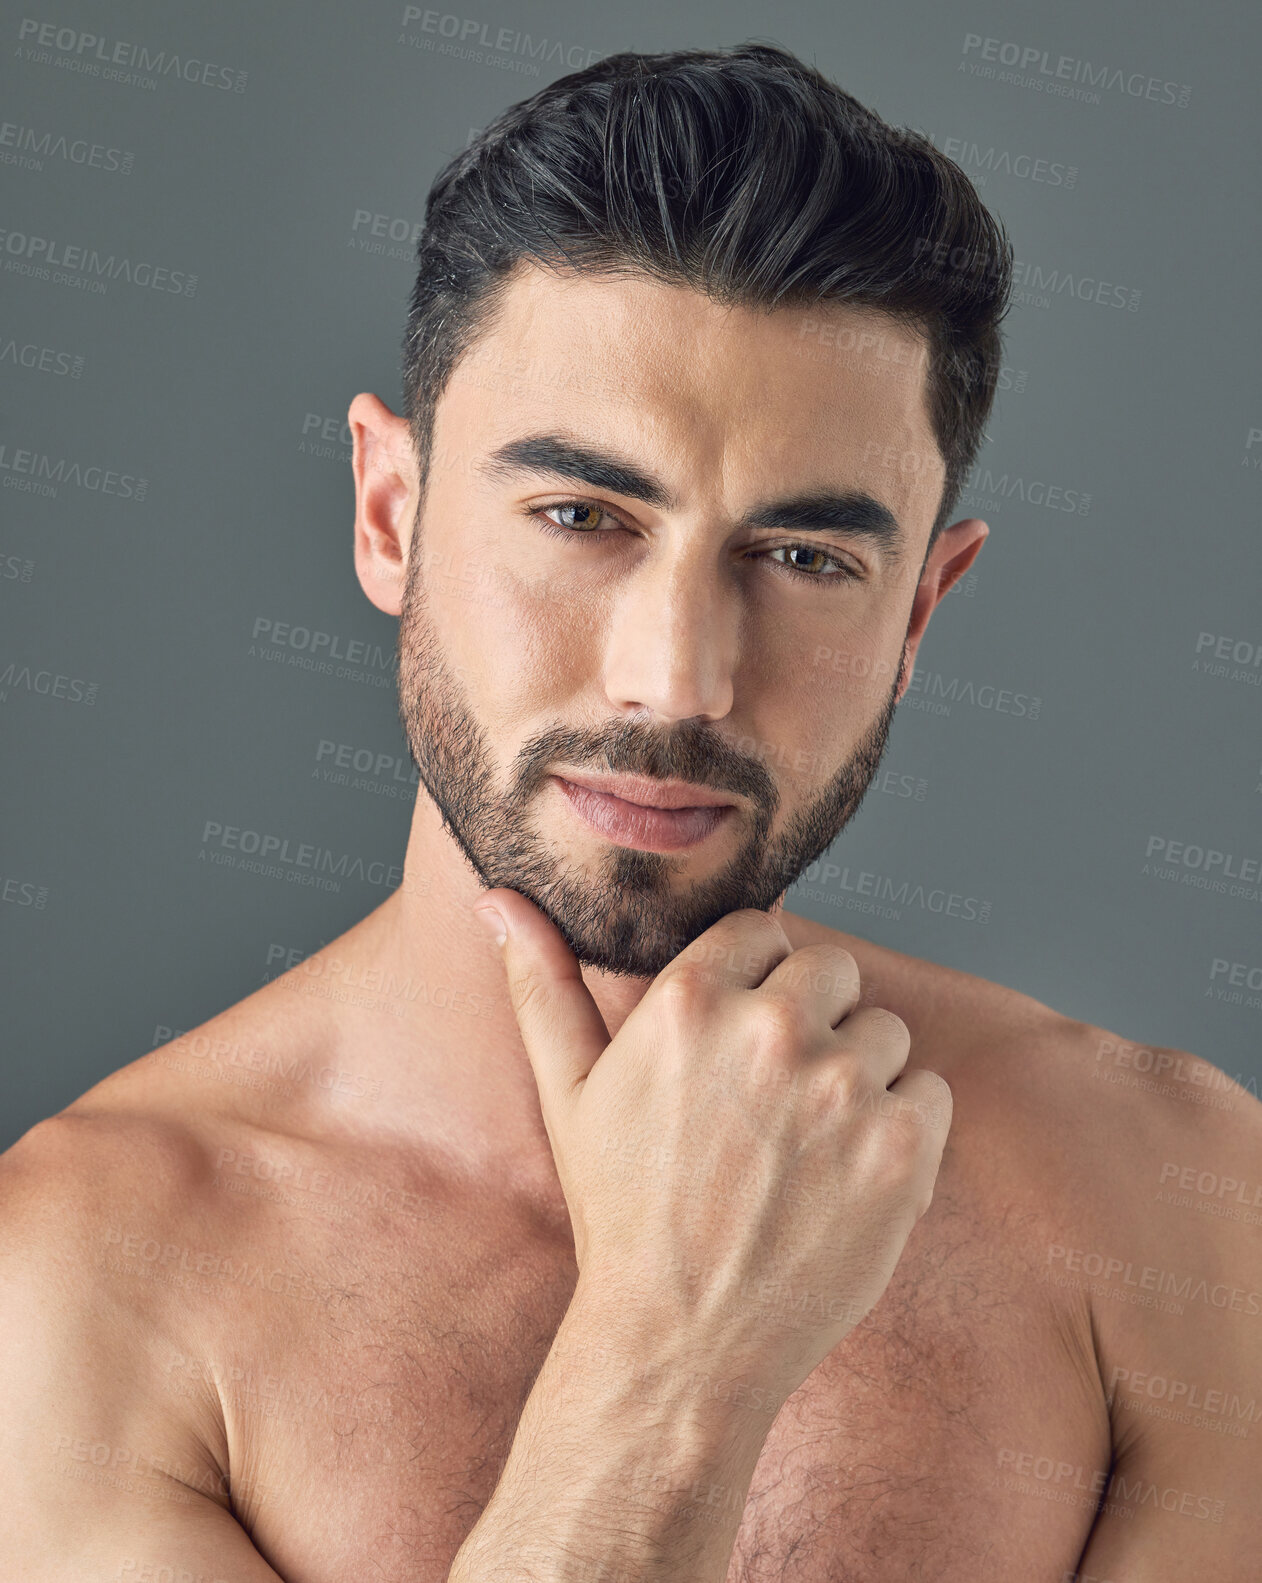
[{"xmin": 3, "ymin": 40, "xmax": 1258, "ymax": 1583}]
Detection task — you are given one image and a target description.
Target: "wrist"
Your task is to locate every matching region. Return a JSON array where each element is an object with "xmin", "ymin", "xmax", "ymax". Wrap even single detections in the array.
[
  {"xmin": 558, "ymin": 1269, "xmax": 789, "ymax": 1441},
  {"xmin": 447, "ymin": 1268, "xmax": 782, "ymax": 1583}
]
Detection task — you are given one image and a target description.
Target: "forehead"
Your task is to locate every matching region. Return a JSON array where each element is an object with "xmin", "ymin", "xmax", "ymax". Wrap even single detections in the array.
[{"xmin": 442, "ymin": 262, "xmax": 945, "ymax": 523}]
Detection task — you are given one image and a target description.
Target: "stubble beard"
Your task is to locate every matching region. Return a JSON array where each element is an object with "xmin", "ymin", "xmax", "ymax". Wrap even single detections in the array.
[{"xmin": 396, "ymin": 562, "xmax": 906, "ymax": 979}]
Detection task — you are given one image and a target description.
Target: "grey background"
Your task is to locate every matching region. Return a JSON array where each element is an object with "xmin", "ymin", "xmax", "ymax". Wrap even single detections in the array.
[{"xmin": 2, "ymin": 0, "xmax": 1259, "ymax": 1151}]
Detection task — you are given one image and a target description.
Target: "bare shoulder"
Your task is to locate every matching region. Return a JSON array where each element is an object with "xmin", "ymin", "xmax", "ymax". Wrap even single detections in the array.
[
  {"xmin": 780, "ymin": 906, "xmax": 1261, "ymax": 1156},
  {"xmin": 0, "ymin": 1104, "xmax": 246, "ymax": 1574},
  {"xmin": 780, "ymin": 907, "xmax": 1262, "ymax": 1250},
  {"xmin": 0, "ymin": 1104, "xmax": 235, "ymax": 1430},
  {"xmin": 1029, "ymin": 1027, "xmax": 1262, "ymax": 1565},
  {"xmin": 782, "ymin": 912, "xmax": 1262, "ymax": 1558}
]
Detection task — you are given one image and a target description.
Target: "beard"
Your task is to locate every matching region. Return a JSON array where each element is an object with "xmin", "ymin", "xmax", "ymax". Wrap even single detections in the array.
[{"xmin": 396, "ymin": 563, "xmax": 906, "ymax": 979}]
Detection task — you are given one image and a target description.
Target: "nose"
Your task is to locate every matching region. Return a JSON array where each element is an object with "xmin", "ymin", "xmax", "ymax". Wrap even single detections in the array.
[{"xmin": 601, "ymin": 546, "xmax": 738, "ymax": 723}]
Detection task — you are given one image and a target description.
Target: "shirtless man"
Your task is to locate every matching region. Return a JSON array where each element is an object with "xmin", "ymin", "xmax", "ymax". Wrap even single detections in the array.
[{"xmin": 3, "ymin": 41, "xmax": 1259, "ymax": 1583}]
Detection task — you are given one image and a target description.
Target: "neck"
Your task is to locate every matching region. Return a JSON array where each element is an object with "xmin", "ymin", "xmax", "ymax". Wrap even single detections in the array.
[{"xmin": 305, "ymin": 788, "xmax": 682, "ymax": 1199}]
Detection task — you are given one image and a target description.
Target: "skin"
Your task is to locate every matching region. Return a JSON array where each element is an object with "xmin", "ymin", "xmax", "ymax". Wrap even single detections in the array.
[{"xmin": 1, "ymin": 263, "xmax": 1260, "ymax": 1582}]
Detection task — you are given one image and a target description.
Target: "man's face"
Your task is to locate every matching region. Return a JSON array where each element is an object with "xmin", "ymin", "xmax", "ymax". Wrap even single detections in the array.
[{"xmin": 386, "ymin": 264, "xmax": 958, "ymax": 978}]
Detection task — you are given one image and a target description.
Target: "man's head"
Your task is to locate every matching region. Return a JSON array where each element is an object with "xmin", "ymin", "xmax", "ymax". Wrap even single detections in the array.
[{"xmin": 350, "ymin": 42, "xmax": 1013, "ymax": 977}]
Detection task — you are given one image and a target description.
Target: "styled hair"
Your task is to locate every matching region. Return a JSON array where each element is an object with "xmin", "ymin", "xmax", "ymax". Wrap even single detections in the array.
[{"xmin": 400, "ymin": 40, "xmax": 1013, "ymax": 549}]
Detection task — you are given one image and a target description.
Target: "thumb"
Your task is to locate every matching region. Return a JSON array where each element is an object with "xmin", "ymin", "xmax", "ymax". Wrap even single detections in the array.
[{"xmin": 473, "ymin": 888, "xmax": 610, "ymax": 1123}]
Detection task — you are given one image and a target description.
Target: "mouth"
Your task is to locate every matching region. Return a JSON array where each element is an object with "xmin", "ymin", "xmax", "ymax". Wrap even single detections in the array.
[{"xmin": 551, "ymin": 771, "xmax": 738, "ymax": 853}]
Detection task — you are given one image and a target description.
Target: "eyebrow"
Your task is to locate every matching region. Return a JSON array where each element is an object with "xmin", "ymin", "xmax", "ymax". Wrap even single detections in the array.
[{"xmin": 477, "ymin": 432, "xmax": 905, "ymax": 553}]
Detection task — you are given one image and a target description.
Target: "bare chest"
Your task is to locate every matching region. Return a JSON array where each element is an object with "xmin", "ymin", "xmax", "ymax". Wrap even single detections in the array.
[{"xmin": 176, "ymin": 1183, "xmax": 1110, "ymax": 1583}]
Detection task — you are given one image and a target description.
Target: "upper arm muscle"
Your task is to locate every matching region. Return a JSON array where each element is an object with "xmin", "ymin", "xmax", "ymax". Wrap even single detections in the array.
[{"xmin": 0, "ymin": 1120, "xmax": 287, "ymax": 1581}]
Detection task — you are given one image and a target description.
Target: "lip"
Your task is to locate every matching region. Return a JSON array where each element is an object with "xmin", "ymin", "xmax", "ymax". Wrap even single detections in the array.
[
  {"xmin": 555, "ymin": 770, "xmax": 736, "ymax": 810},
  {"xmin": 551, "ymin": 773, "xmax": 736, "ymax": 853}
]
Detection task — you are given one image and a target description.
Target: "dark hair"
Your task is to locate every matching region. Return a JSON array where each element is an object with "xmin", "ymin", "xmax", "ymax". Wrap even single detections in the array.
[{"xmin": 400, "ymin": 40, "xmax": 1013, "ymax": 550}]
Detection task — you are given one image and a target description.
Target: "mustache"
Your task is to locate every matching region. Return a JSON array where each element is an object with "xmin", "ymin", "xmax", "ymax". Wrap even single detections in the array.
[{"xmin": 511, "ymin": 718, "xmax": 781, "ymax": 815}]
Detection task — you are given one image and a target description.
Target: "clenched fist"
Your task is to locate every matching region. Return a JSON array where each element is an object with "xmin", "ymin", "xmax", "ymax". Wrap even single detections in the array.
[{"xmin": 473, "ymin": 894, "xmax": 952, "ymax": 1400}]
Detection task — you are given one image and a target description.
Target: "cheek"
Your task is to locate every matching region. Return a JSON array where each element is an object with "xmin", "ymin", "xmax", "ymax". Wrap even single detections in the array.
[
  {"xmin": 734, "ymin": 699, "xmax": 838, "ymax": 798},
  {"xmin": 735, "ymin": 606, "xmax": 904, "ymax": 793},
  {"xmin": 432, "ymin": 568, "xmax": 606, "ymax": 730},
  {"xmin": 745, "ymin": 594, "xmax": 902, "ymax": 725}
]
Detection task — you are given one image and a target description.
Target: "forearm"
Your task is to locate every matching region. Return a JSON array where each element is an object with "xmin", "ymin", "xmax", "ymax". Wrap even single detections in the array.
[{"xmin": 446, "ymin": 1279, "xmax": 781, "ymax": 1583}]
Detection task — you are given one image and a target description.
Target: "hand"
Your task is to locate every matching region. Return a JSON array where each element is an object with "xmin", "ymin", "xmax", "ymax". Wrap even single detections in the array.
[{"xmin": 473, "ymin": 896, "xmax": 952, "ymax": 1399}]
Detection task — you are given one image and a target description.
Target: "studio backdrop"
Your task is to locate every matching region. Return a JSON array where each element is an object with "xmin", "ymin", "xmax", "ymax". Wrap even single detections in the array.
[{"xmin": 2, "ymin": 0, "xmax": 1259, "ymax": 1148}]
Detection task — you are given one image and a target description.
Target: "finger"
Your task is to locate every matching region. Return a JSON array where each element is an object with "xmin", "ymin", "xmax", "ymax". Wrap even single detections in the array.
[
  {"xmin": 666, "ymin": 907, "xmax": 793, "ymax": 993},
  {"xmin": 758, "ymin": 944, "xmax": 862, "ymax": 1030},
  {"xmin": 830, "ymin": 1005, "xmax": 912, "ymax": 1089},
  {"xmin": 473, "ymin": 889, "xmax": 610, "ymax": 1123},
  {"xmin": 886, "ymin": 1067, "xmax": 953, "ymax": 1137}
]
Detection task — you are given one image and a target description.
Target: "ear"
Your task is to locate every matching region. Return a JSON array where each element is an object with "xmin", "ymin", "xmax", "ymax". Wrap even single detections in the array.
[
  {"xmin": 348, "ymin": 392, "xmax": 420, "ymax": 618},
  {"xmin": 895, "ymin": 518, "xmax": 989, "ymax": 703}
]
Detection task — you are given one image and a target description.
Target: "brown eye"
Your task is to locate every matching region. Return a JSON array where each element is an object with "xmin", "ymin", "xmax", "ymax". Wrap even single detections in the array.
[
  {"xmin": 544, "ymin": 502, "xmax": 607, "ymax": 532},
  {"xmin": 764, "ymin": 544, "xmax": 854, "ymax": 580},
  {"xmin": 783, "ymin": 546, "xmax": 829, "ymax": 574}
]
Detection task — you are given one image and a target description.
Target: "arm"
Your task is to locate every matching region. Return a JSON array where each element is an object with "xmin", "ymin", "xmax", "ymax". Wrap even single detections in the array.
[
  {"xmin": 0, "ymin": 1119, "xmax": 289, "ymax": 1582},
  {"xmin": 1072, "ymin": 1051, "xmax": 1262, "ymax": 1580},
  {"xmin": 448, "ymin": 1279, "xmax": 776, "ymax": 1583},
  {"xmin": 454, "ymin": 896, "xmax": 953, "ymax": 1583}
]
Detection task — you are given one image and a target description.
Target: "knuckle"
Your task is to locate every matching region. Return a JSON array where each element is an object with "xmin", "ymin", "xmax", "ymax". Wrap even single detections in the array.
[
  {"xmin": 866, "ymin": 1006, "xmax": 911, "ymax": 1044},
  {"xmin": 913, "ymin": 1070, "xmax": 954, "ymax": 1130},
  {"xmin": 841, "ymin": 1005, "xmax": 909, "ymax": 1058},
  {"xmin": 718, "ymin": 907, "xmax": 792, "ymax": 955},
  {"xmin": 826, "ymin": 1059, "xmax": 864, "ymax": 1108},
  {"xmin": 508, "ymin": 965, "xmax": 551, "ymax": 1024},
  {"xmin": 750, "ymin": 991, "xmax": 813, "ymax": 1051},
  {"xmin": 922, "ymin": 1068, "xmax": 953, "ymax": 1106},
  {"xmin": 654, "ymin": 966, "xmax": 713, "ymax": 1017},
  {"xmin": 879, "ymin": 1134, "xmax": 930, "ymax": 1198},
  {"xmin": 778, "ymin": 945, "xmax": 859, "ymax": 1000},
  {"xmin": 820, "ymin": 946, "xmax": 860, "ymax": 995}
]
